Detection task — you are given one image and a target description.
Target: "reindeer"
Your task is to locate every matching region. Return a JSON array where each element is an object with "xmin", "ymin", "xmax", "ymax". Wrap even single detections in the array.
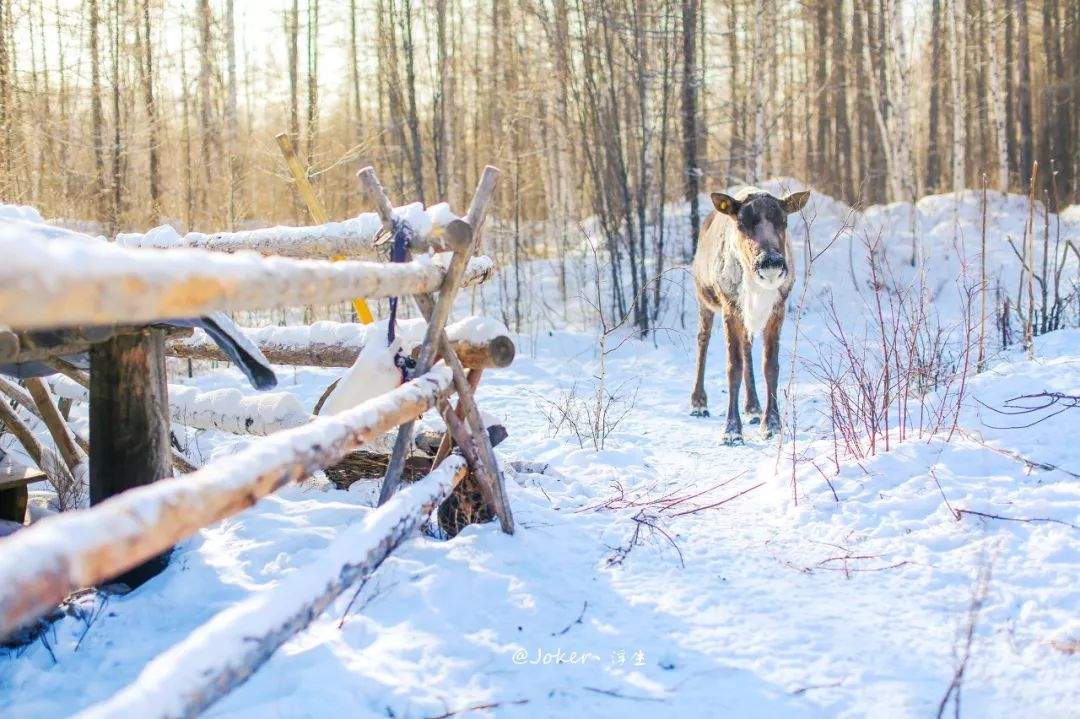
[{"xmin": 689, "ymin": 187, "xmax": 810, "ymax": 444}]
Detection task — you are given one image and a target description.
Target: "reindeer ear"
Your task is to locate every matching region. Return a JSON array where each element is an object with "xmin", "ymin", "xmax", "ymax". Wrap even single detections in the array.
[
  {"xmin": 780, "ymin": 190, "xmax": 811, "ymax": 213},
  {"xmin": 711, "ymin": 192, "xmax": 740, "ymax": 216}
]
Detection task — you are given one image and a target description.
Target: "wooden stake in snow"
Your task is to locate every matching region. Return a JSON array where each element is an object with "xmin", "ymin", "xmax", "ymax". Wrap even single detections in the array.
[
  {"xmin": 0, "ymin": 367, "xmax": 454, "ymax": 639},
  {"xmin": 73, "ymin": 456, "xmax": 468, "ymax": 719},
  {"xmin": 1024, "ymin": 161, "xmax": 1039, "ymax": 358}
]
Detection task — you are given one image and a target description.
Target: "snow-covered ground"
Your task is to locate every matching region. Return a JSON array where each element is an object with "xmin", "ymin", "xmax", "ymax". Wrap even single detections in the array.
[{"xmin": 2, "ymin": 188, "xmax": 1079, "ymax": 717}]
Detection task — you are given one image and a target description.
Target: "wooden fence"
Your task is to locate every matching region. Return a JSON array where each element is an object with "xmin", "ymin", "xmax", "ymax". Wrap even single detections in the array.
[{"xmin": 0, "ymin": 166, "xmax": 515, "ymax": 717}]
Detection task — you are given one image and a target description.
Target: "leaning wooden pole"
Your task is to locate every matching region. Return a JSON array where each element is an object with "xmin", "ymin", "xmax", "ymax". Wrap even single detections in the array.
[
  {"xmin": 276, "ymin": 132, "xmax": 375, "ymax": 324},
  {"xmin": 0, "ymin": 368, "xmax": 454, "ymax": 639},
  {"xmin": 75, "ymin": 456, "xmax": 467, "ymax": 719},
  {"xmin": 1023, "ymin": 161, "xmax": 1039, "ymax": 358}
]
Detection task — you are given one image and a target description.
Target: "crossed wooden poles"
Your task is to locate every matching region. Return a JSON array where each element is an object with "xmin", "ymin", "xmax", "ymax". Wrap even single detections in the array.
[{"xmin": 358, "ymin": 166, "xmax": 514, "ymax": 533}]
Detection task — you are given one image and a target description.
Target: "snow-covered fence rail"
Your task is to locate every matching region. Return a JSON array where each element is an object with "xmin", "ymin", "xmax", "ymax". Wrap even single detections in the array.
[
  {"xmin": 0, "ymin": 368, "xmax": 453, "ymax": 638},
  {"xmin": 0, "ymin": 238, "xmax": 493, "ymax": 331},
  {"xmin": 115, "ymin": 201, "xmax": 459, "ymax": 257},
  {"xmin": 166, "ymin": 317, "xmax": 516, "ymax": 370},
  {"xmin": 48, "ymin": 375, "xmax": 314, "ymax": 437},
  {"xmin": 75, "ymin": 455, "xmax": 468, "ymax": 719}
]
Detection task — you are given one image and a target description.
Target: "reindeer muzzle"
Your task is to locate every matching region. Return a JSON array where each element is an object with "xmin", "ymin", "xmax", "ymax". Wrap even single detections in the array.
[{"xmin": 755, "ymin": 252, "xmax": 787, "ymax": 281}]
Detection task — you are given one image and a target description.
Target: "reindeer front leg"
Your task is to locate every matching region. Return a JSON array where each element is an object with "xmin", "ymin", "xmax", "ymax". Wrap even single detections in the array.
[
  {"xmin": 690, "ymin": 303, "xmax": 714, "ymax": 417},
  {"xmin": 762, "ymin": 306, "xmax": 784, "ymax": 438},
  {"xmin": 743, "ymin": 334, "xmax": 763, "ymax": 423},
  {"xmin": 723, "ymin": 311, "xmax": 746, "ymax": 445}
]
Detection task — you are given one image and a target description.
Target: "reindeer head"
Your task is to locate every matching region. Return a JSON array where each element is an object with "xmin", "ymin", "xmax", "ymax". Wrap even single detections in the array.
[{"xmin": 710, "ymin": 189, "xmax": 810, "ymax": 289}]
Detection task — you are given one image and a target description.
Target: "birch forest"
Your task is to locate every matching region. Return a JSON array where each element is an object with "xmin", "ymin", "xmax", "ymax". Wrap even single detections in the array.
[{"xmin": 0, "ymin": 0, "xmax": 1077, "ymax": 273}]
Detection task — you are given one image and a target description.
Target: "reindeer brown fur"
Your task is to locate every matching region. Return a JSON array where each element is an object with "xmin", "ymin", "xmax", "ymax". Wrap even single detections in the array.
[{"xmin": 690, "ymin": 187, "xmax": 810, "ymax": 444}]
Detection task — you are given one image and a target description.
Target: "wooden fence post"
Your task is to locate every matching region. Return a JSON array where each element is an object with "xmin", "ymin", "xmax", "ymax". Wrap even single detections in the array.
[{"xmin": 89, "ymin": 328, "xmax": 172, "ymax": 586}]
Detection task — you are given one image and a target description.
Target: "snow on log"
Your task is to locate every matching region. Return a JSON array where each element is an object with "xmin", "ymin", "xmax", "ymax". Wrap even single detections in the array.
[
  {"xmin": 166, "ymin": 316, "xmax": 516, "ymax": 370},
  {"xmin": 47, "ymin": 376, "xmax": 313, "ymax": 436},
  {"xmin": 114, "ymin": 201, "xmax": 461, "ymax": 257},
  {"xmin": 74, "ymin": 455, "xmax": 467, "ymax": 719},
  {"xmin": 0, "ymin": 228, "xmax": 494, "ymax": 331},
  {"xmin": 0, "ymin": 366, "xmax": 454, "ymax": 638}
]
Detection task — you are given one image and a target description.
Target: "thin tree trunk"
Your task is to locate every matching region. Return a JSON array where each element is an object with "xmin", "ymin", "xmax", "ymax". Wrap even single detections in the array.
[
  {"xmin": 89, "ymin": 0, "xmax": 107, "ymax": 225},
  {"xmin": 400, "ymin": 0, "xmax": 424, "ymax": 202},
  {"xmin": 287, "ymin": 0, "xmax": 300, "ymax": 144},
  {"xmin": 197, "ymin": 0, "xmax": 215, "ymax": 218},
  {"xmin": 948, "ymin": 0, "xmax": 967, "ymax": 192},
  {"xmin": 226, "ymin": 0, "xmax": 240, "ymax": 228},
  {"xmin": 832, "ymin": 0, "xmax": 852, "ymax": 199},
  {"xmin": 926, "ymin": 0, "xmax": 943, "ymax": 192},
  {"xmin": 680, "ymin": 0, "xmax": 701, "ymax": 258},
  {"xmin": 139, "ymin": 0, "xmax": 161, "ymax": 222},
  {"xmin": 348, "ymin": 0, "xmax": 363, "ymax": 145},
  {"xmin": 1004, "ymin": 3, "xmax": 1016, "ymax": 182},
  {"xmin": 306, "ymin": 0, "xmax": 319, "ymax": 169},
  {"xmin": 109, "ymin": 0, "xmax": 122, "ymax": 235},
  {"xmin": 985, "ymin": 0, "xmax": 1009, "ymax": 192},
  {"xmin": 1015, "ymin": 0, "xmax": 1034, "ymax": 185},
  {"xmin": 814, "ymin": 0, "xmax": 829, "ymax": 184}
]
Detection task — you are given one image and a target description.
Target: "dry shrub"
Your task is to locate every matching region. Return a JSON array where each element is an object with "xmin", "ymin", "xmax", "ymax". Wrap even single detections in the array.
[{"xmin": 807, "ymin": 232, "xmax": 978, "ymax": 463}]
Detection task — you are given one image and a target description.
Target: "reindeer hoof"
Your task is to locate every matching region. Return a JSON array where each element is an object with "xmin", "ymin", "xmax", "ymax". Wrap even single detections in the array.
[
  {"xmin": 761, "ymin": 418, "xmax": 781, "ymax": 440},
  {"xmin": 745, "ymin": 408, "xmax": 763, "ymax": 425},
  {"xmin": 690, "ymin": 408, "xmax": 710, "ymax": 418},
  {"xmin": 723, "ymin": 431, "xmax": 744, "ymax": 446}
]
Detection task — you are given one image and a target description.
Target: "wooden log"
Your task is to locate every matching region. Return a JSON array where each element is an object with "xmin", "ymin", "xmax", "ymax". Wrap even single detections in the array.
[
  {"xmin": 275, "ymin": 133, "xmax": 331, "ymax": 225},
  {"xmin": 167, "ymin": 326, "xmax": 515, "ymax": 370},
  {"xmin": 0, "ymin": 391, "xmax": 83, "ymax": 509},
  {"xmin": 73, "ymin": 456, "xmax": 467, "ymax": 719},
  {"xmin": 432, "ymin": 368, "xmax": 483, "ymax": 466},
  {"xmin": 0, "ymin": 329, "xmax": 18, "ymax": 359},
  {"xmin": 0, "ymin": 325, "xmax": 191, "ymax": 365},
  {"xmin": 51, "ymin": 376, "xmax": 314, "ymax": 437},
  {"xmin": 41, "ymin": 361, "xmax": 195, "ymax": 472},
  {"xmin": 0, "ymin": 366, "xmax": 454, "ymax": 639},
  {"xmin": 322, "ymin": 450, "xmax": 433, "ymax": 489},
  {"xmin": 0, "ymin": 459, "xmax": 44, "ymax": 524},
  {"xmin": 116, "ymin": 204, "xmax": 459, "ymax": 258},
  {"xmin": 0, "ymin": 375, "xmax": 92, "ymax": 460},
  {"xmin": 23, "ymin": 378, "xmax": 87, "ymax": 477},
  {"xmin": 0, "ymin": 237, "xmax": 494, "ymax": 331},
  {"xmin": 0, "ymin": 376, "xmax": 42, "ymax": 422},
  {"xmin": 89, "ymin": 329, "xmax": 173, "ymax": 587}
]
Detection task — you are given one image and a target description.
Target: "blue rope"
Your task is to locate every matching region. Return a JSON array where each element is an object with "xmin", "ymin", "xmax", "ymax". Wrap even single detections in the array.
[{"xmin": 387, "ymin": 219, "xmax": 417, "ymax": 381}]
